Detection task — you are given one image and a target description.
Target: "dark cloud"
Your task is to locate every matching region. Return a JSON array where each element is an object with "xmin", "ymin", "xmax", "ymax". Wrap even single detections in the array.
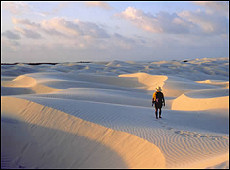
[
  {"xmin": 155, "ymin": 12, "xmax": 192, "ymax": 34},
  {"xmin": 16, "ymin": 28, "xmax": 42, "ymax": 39},
  {"xmin": 2, "ymin": 30, "xmax": 21, "ymax": 40},
  {"xmin": 79, "ymin": 21, "xmax": 110, "ymax": 38},
  {"xmin": 113, "ymin": 33, "xmax": 135, "ymax": 43}
]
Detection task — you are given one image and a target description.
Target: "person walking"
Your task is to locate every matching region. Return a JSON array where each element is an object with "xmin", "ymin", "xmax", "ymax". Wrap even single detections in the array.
[{"xmin": 152, "ymin": 86, "xmax": 165, "ymax": 119}]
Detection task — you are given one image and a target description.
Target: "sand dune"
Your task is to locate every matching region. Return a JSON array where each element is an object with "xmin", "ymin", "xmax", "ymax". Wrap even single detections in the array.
[
  {"xmin": 196, "ymin": 80, "xmax": 229, "ymax": 88},
  {"xmin": 2, "ymin": 96, "xmax": 165, "ymax": 169},
  {"xmin": 172, "ymin": 94, "xmax": 229, "ymax": 111},
  {"xmin": 1, "ymin": 74, "xmax": 60, "ymax": 94},
  {"xmin": 3, "ymin": 75, "xmax": 37, "ymax": 87},
  {"xmin": 1, "ymin": 57, "xmax": 229, "ymax": 169},
  {"xmin": 119, "ymin": 72, "xmax": 168, "ymax": 90}
]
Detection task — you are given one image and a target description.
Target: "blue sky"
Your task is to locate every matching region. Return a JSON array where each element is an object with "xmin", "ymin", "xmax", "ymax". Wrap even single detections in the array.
[{"xmin": 1, "ymin": 1, "xmax": 229, "ymax": 62}]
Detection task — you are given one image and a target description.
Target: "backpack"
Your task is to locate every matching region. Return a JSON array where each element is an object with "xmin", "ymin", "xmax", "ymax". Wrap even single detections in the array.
[{"xmin": 155, "ymin": 92, "xmax": 163, "ymax": 103}]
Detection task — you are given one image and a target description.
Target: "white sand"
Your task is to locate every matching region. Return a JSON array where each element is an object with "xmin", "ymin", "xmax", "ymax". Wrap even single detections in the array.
[{"xmin": 1, "ymin": 57, "xmax": 229, "ymax": 169}]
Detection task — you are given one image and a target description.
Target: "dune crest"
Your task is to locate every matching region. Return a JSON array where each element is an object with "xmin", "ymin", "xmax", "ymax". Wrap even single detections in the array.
[
  {"xmin": 172, "ymin": 94, "xmax": 229, "ymax": 111},
  {"xmin": 1, "ymin": 75, "xmax": 59, "ymax": 94},
  {"xmin": 2, "ymin": 75, "xmax": 36, "ymax": 87},
  {"xmin": 196, "ymin": 80, "xmax": 229, "ymax": 88},
  {"xmin": 119, "ymin": 72, "xmax": 168, "ymax": 90}
]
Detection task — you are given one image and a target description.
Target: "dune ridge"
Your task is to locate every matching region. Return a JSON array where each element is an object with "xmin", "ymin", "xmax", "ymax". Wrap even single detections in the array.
[
  {"xmin": 172, "ymin": 94, "xmax": 229, "ymax": 111},
  {"xmin": 1, "ymin": 74, "xmax": 60, "ymax": 94},
  {"xmin": 196, "ymin": 80, "xmax": 229, "ymax": 88},
  {"xmin": 119, "ymin": 72, "xmax": 168, "ymax": 90}
]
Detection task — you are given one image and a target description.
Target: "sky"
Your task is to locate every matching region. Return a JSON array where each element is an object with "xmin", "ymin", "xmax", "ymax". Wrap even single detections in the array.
[{"xmin": 1, "ymin": 1, "xmax": 229, "ymax": 63}]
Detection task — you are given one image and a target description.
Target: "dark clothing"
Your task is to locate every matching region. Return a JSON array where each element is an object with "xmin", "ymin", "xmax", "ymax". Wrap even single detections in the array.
[
  {"xmin": 155, "ymin": 107, "xmax": 162, "ymax": 119},
  {"xmin": 152, "ymin": 91, "xmax": 165, "ymax": 119},
  {"xmin": 155, "ymin": 101, "xmax": 163, "ymax": 109},
  {"xmin": 153, "ymin": 91, "xmax": 165, "ymax": 106}
]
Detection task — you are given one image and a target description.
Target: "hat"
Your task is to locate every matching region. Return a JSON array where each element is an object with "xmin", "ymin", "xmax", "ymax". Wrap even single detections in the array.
[{"xmin": 156, "ymin": 86, "xmax": 162, "ymax": 91}]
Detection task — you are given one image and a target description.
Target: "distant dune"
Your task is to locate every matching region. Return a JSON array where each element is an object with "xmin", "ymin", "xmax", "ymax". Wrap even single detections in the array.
[{"xmin": 1, "ymin": 57, "xmax": 229, "ymax": 169}]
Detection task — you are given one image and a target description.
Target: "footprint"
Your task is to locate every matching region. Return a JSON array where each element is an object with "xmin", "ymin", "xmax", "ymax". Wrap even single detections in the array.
[
  {"xmin": 157, "ymin": 120, "xmax": 173, "ymax": 131},
  {"xmin": 174, "ymin": 130, "xmax": 196, "ymax": 137},
  {"xmin": 173, "ymin": 130, "xmax": 229, "ymax": 141}
]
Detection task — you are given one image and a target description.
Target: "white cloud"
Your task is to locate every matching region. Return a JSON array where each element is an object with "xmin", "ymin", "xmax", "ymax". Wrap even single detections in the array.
[
  {"xmin": 118, "ymin": 6, "xmax": 229, "ymax": 36},
  {"xmin": 178, "ymin": 10, "xmax": 229, "ymax": 35},
  {"xmin": 117, "ymin": 7, "xmax": 193, "ymax": 34},
  {"xmin": 117, "ymin": 7, "xmax": 162, "ymax": 33}
]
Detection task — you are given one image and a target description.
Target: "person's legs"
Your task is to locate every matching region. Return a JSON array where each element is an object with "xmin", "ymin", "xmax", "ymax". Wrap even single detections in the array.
[
  {"xmin": 155, "ymin": 107, "xmax": 158, "ymax": 119},
  {"xmin": 159, "ymin": 108, "xmax": 162, "ymax": 118}
]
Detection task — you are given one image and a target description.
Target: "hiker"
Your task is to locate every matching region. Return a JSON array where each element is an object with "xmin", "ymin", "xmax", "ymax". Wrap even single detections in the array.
[{"xmin": 152, "ymin": 86, "xmax": 165, "ymax": 119}]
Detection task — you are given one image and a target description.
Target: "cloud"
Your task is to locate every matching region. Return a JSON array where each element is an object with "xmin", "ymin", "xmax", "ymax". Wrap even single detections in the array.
[
  {"xmin": 117, "ymin": 7, "xmax": 160, "ymax": 33},
  {"xmin": 117, "ymin": 7, "xmax": 193, "ymax": 34},
  {"xmin": 8, "ymin": 17, "xmax": 115, "ymax": 51},
  {"xmin": 77, "ymin": 21, "xmax": 111, "ymax": 38},
  {"xmin": 41, "ymin": 2, "xmax": 70, "ymax": 16},
  {"xmin": 11, "ymin": 17, "xmax": 111, "ymax": 40},
  {"xmin": 11, "ymin": 18, "xmax": 42, "ymax": 39},
  {"xmin": 2, "ymin": 1, "xmax": 31, "ymax": 15},
  {"xmin": 42, "ymin": 18, "xmax": 82, "ymax": 37},
  {"xmin": 5, "ymin": 16, "xmax": 139, "ymax": 57},
  {"xmin": 1, "ymin": 38, "xmax": 21, "ymax": 53},
  {"xmin": 193, "ymin": 1, "xmax": 229, "ymax": 16},
  {"xmin": 12, "ymin": 18, "xmax": 41, "ymax": 30},
  {"xmin": 2, "ymin": 30, "xmax": 21, "ymax": 40},
  {"xmin": 40, "ymin": 18, "xmax": 111, "ymax": 39},
  {"xmin": 118, "ymin": 6, "xmax": 229, "ymax": 36},
  {"xmin": 84, "ymin": 1, "xmax": 112, "ymax": 10},
  {"xmin": 15, "ymin": 27, "xmax": 42, "ymax": 39},
  {"xmin": 2, "ymin": 2, "xmax": 228, "ymax": 62},
  {"xmin": 2, "ymin": 1, "xmax": 67, "ymax": 17},
  {"xmin": 178, "ymin": 10, "xmax": 229, "ymax": 35}
]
